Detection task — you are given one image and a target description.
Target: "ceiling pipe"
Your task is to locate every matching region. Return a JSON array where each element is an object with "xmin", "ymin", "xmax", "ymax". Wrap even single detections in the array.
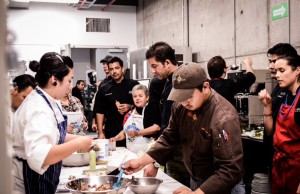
[
  {"xmin": 87, "ymin": 0, "xmax": 96, "ymax": 8},
  {"xmin": 101, "ymin": 0, "xmax": 116, "ymax": 11},
  {"xmin": 77, "ymin": 0, "xmax": 87, "ymax": 10}
]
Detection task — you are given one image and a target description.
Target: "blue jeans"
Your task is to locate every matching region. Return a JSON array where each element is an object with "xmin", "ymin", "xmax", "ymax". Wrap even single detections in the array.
[
  {"xmin": 231, "ymin": 180, "xmax": 245, "ymax": 194},
  {"xmin": 190, "ymin": 177, "xmax": 245, "ymax": 194}
]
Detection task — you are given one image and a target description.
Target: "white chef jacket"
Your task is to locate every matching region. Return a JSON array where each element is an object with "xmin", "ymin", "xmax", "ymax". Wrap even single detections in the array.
[{"xmin": 12, "ymin": 86, "xmax": 65, "ymax": 192}]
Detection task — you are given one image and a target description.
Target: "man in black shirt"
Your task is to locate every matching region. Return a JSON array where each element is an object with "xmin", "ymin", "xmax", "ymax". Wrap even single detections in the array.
[
  {"xmin": 93, "ymin": 56, "xmax": 139, "ymax": 147},
  {"xmin": 144, "ymin": 41, "xmax": 190, "ymax": 187},
  {"xmin": 207, "ymin": 56, "xmax": 256, "ymax": 106},
  {"xmin": 72, "ymin": 80, "xmax": 85, "ymax": 106},
  {"xmin": 98, "ymin": 55, "xmax": 112, "ymax": 89}
]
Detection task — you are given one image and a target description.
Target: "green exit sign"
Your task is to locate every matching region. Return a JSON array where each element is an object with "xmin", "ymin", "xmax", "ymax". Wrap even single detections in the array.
[{"xmin": 272, "ymin": 3, "xmax": 288, "ymax": 21}]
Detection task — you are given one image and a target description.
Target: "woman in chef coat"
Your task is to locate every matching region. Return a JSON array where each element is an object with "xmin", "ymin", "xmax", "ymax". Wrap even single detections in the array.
[{"xmin": 12, "ymin": 52, "xmax": 93, "ymax": 194}]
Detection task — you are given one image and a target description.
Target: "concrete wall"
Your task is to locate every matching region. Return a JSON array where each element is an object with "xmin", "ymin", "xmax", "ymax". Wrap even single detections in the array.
[
  {"xmin": 7, "ymin": 2, "xmax": 138, "ymax": 61},
  {"xmin": 137, "ymin": 0, "xmax": 300, "ymax": 71}
]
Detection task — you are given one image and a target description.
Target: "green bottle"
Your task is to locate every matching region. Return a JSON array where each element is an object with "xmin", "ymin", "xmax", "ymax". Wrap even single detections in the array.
[{"xmin": 89, "ymin": 149, "xmax": 96, "ymax": 170}]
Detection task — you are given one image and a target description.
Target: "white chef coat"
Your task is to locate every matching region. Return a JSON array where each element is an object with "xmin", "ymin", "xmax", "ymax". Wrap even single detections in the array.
[{"xmin": 12, "ymin": 86, "xmax": 64, "ymax": 193}]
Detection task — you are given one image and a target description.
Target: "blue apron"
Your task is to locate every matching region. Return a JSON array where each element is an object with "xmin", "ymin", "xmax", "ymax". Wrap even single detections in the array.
[{"xmin": 21, "ymin": 88, "xmax": 67, "ymax": 194}]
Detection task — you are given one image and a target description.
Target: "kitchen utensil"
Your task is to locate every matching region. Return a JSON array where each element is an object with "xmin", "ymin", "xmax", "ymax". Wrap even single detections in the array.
[
  {"xmin": 65, "ymin": 176, "xmax": 130, "ymax": 194},
  {"xmin": 112, "ymin": 166, "xmax": 124, "ymax": 189},
  {"xmin": 129, "ymin": 177, "xmax": 163, "ymax": 194},
  {"xmin": 63, "ymin": 152, "xmax": 90, "ymax": 167}
]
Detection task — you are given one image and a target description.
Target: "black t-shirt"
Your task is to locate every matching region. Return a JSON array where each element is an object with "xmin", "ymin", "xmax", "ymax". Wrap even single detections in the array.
[
  {"xmin": 209, "ymin": 72, "xmax": 256, "ymax": 106},
  {"xmin": 93, "ymin": 78, "xmax": 139, "ymax": 138},
  {"xmin": 136, "ymin": 104, "xmax": 161, "ymax": 139},
  {"xmin": 72, "ymin": 86, "xmax": 84, "ymax": 106}
]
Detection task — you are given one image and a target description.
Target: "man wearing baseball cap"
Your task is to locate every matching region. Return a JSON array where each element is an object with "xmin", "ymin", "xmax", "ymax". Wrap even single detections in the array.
[
  {"xmin": 98, "ymin": 55, "xmax": 113, "ymax": 89},
  {"xmin": 123, "ymin": 63, "xmax": 244, "ymax": 194}
]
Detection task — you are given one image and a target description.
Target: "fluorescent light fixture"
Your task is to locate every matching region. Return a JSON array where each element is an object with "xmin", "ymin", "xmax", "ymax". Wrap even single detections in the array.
[
  {"xmin": 109, "ymin": 49, "xmax": 124, "ymax": 53},
  {"xmin": 29, "ymin": 0, "xmax": 78, "ymax": 3}
]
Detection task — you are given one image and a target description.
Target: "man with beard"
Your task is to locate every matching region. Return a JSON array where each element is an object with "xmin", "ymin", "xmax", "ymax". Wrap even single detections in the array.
[{"xmin": 93, "ymin": 56, "xmax": 139, "ymax": 146}]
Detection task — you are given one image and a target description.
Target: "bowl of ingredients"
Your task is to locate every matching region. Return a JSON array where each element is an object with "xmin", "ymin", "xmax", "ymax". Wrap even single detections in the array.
[
  {"xmin": 129, "ymin": 177, "xmax": 163, "ymax": 194},
  {"xmin": 62, "ymin": 152, "xmax": 90, "ymax": 167},
  {"xmin": 65, "ymin": 175, "xmax": 130, "ymax": 194}
]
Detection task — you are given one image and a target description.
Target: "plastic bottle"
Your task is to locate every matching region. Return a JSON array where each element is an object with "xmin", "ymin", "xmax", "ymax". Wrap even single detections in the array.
[{"xmin": 89, "ymin": 149, "xmax": 96, "ymax": 170}]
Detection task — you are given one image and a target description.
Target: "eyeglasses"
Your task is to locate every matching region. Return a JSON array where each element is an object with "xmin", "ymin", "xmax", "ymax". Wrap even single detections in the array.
[{"xmin": 268, "ymin": 59, "xmax": 277, "ymax": 64}]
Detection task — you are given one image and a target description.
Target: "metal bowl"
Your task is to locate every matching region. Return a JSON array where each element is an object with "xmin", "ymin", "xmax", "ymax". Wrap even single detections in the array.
[
  {"xmin": 65, "ymin": 176, "xmax": 129, "ymax": 194},
  {"xmin": 63, "ymin": 152, "xmax": 90, "ymax": 167},
  {"xmin": 129, "ymin": 177, "xmax": 163, "ymax": 194}
]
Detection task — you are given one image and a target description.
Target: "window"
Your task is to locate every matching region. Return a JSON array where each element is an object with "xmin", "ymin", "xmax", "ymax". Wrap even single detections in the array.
[{"xmin": 86, "ymin": 18, "xmax": 110, "ymax": 32}]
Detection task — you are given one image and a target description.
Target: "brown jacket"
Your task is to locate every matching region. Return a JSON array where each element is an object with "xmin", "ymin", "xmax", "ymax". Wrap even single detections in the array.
[{"xmin": 147, "ymin": 89, "xmax": 244, "ymax": 194}]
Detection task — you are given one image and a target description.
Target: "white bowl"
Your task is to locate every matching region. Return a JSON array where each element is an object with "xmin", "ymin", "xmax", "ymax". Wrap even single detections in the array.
[{"xmin": 63, "ymin": 152, "xmax": 90, "ymax": 167}]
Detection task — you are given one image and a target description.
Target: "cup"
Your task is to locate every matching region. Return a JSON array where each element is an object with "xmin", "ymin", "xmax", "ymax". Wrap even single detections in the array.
[
  {"xmin": 109, "ymin": 141, "xmax": 116, "ymax": 151},
  {"xmin": 93, "ymin": 139, "xmax": 109, "ymax": 164}
]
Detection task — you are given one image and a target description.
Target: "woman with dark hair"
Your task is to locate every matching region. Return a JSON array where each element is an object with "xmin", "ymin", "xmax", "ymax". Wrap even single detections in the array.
[
  {"xmin": 12, "ymin": 52, "xmax": 93, "ymax": 194},
  {"xmin": 259, "ymin": 55, "xmax": 300, "ymax": 194}
]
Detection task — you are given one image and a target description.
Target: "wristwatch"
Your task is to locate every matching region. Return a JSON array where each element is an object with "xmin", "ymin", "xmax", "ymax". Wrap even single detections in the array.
[{"xmin": 153, "ymin": 161, "xmax": 160, "ymax": 168}]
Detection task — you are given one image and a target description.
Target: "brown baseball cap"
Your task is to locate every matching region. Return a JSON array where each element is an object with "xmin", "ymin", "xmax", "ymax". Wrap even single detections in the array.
[{"xmin": 168, "ymin": 63, "xmax": 208, "ymax": 102}]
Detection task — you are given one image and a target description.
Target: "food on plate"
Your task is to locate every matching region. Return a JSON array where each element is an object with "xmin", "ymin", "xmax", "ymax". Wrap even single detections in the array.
[{"xmin": 67, "ymin": 180, "xmax": 112, "ymax": 192}]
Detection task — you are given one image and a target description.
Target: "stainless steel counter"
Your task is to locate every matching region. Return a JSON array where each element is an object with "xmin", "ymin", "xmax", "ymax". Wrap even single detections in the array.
[{"xmin": 56, "ymin": 147, "xmax": 185, "ymax": 193}]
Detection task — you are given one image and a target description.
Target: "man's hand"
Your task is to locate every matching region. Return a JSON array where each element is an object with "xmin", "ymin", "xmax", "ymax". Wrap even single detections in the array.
[
  {"xmin": 98, "ymin": 132, "xmax": 105, "ymax": 139},
  {"xmin": 143, "ymin": 163, "xmax": 158, "ymax": 177},
  {"xmin": 116, "ymin": 102, "xmax": 132, "ymax": 115},
  {"xmin": 122, "ymin": 159, "xmax": 145, "ymax": 175},
  {"xmin": 91, "ymin": 123, "xmax": 98, "ymax": 131},
  {"xmin": 173, "ymin": 187, "xmax": 204, "ymax": 194}
]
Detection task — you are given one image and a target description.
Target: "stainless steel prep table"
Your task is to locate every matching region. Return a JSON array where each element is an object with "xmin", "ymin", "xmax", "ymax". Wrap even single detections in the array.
[{"xmin": 56, "ymin": 147, "xmax": 186, "ymax": 194}]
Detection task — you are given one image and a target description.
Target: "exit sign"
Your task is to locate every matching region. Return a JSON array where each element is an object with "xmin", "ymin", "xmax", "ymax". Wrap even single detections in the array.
[{"xmin": 272, "ymin": 3, "xmax": 288, "ymax": 21}]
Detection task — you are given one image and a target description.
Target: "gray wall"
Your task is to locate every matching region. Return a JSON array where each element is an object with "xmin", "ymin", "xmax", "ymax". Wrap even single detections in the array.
[{"xmin": 137, "ymin": 0, "xmax": 300, "ymax": 71}]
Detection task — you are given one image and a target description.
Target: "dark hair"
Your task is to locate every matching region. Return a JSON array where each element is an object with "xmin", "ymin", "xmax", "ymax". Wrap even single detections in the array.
[
  {"xmin": 276, "ymin": 55, "xmax": 300, "ymax": 81},
  {"xmin": 107, "ymin": 56, "xmax": 123, "ymax": 68},
  {"xmin": 267, "ymin": 43, "xmax": 298, "ymax": 57},
  {"xmin": 29, "ymin": 60, "xmax": 39, "ymax": 72},
  {"xmin": 13, "ymin": 74, "xmax": 36, "ymax": 92},
  {"xmin": 33, "ymin": 52, "xmax": 71, "ymax": 88},
  {"xmin": 276, "ymin": 55, "xmax": 300, "ymax": 70},
  {"xmin": 62, "ymin": 56, "xmax": 74, "ymax": 68},
  {"xmin": 207, "ymin": 56, "xmax": 226, "ymax": 78},
  {"xmin": 76, "ymin": 80, "xmax": 85, "ymax": 85},
  {"xmin": 146, "ymin": 41, "xmax": 177, "ymax": 65}
]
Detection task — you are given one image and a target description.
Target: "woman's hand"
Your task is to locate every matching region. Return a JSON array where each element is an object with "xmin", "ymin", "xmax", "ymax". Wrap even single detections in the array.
[
  {"xmin": 128, "ymin": 130, "xmax": 139, "ymax": 137},
  {"xmin": 67, "ymin": 125, "xmax": 74, "ymax": 133},
  {"xmin": 258, "ymin": 89, "xmax": 272, "ymax": 107},
  {"xmin": 109, "ymin": 137, "xmax": 116, "ymax": 142},
  {"xmin": 77, "ymin": 136, "xmax": 93, "ymax": 152}
]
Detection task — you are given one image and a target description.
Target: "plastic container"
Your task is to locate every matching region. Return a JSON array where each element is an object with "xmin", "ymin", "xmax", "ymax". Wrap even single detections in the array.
[
  {"xmin": 89, "ymin": 150, "xmax": 96, "ymax": 170},
  {"xmin": 93, "ymin": 139, "xmax": 109, "ymax": 164}
]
